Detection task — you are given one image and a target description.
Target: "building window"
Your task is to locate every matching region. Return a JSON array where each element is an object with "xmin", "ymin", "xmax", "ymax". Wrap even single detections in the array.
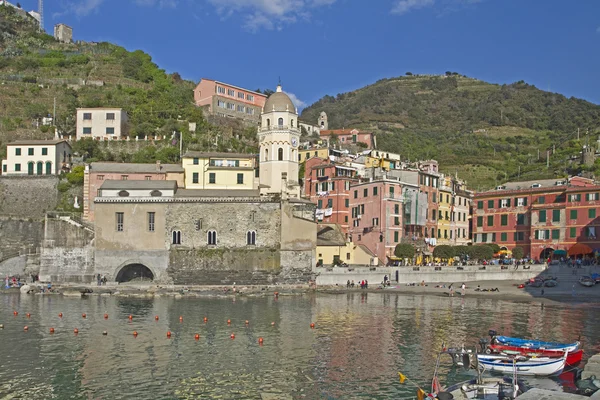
[
  {"xmin": 106, "ymin": 127, "xmax": 115, "ymax": 134},
  {"xmin": 552, "ymin": 209, "xmax": 560, "ymax": 222},
  {"xmin": 116, "ymin": 212, "xmax": 124, "ymax": 232},
  {"xmin": 121, "ymin": 175, "xmax": 128, "ymax": 180},
  {"xmin": 217, "ymin": 100, "xmax": 226, "ymax": 108},
  {"xmin": 106, "ymin": 113, "xmax": 115, "ymax": 120},
  {"xmin": 278, "ymin": 148, "xmax": 283, "ymax": 161},
  {"xmin": 247, "ymin": 231, "xmax": 256, "ymax": 245},
  {"xmin": 517, "ymin": 197, "xmax": 527, "ymax": 207},
  {"xmin": 208, "ymin": 230, "xmax": 217, "ymax": 245},
  {"xmin": 373, "ymin": 187, "xmax": 378, "ymax": 196},
  {"xmin": 237, "ymin": 173, "xmax": 244, "ymax": 184},
  {"xmin": 172, "ymin": 230, "xmax": 181, "ymax": 245},
  {"xmin": 394, "ymin": 204, "xmax": 400, "ymax": 214},
  {"xmin": 432, "ymin": 211, "xmax": 436, "ymax": 221},
  {"xmin": 238, "ymin": 92, "xmax": 245, "ymax": 99},
  {"xmin": 42, "ymin": 148, "xmax": 48, "ymax": 156},
  {"xmin": 539, "ymin": 210, "xmax": 546, "ymax": 222},
  {"xmin": 552, "ymin": 229, "xmax": 560, "ymax": 240},
  {"xmin": 227, "ymin": 88, "xmax": 235, "ymax": 96},
  {"xmin": 500, "ymin": 232, "xmax": 507, "ymax": 242},
  {"xmin": 394, "ymin": 217, "xmax": 400, "ymax": 226},
  {"xmin": 394, "ymin": 231, "xmax": 399, "ymax": 242},
  {"xmin": 589, "ymin": 209, "xmax": 596, "ymax": 219},
  {"xmin": 516, "ymin": 214, "xmax": 525, "ymax": 226},
  {"xmin": 538, "ymin": 196, "xmax": 545, "ymax": 204},
  {"xmin": 569, "ymin": 194, "xmax": 582, "ymax": 202},
  {"xmin": 148, "ymin": 212, "xmax": 155, "ymax": 232},
  {"xmin": 570, "ymin": 210, "xmax": 578, "ymax": 220},
  {"xmin": 487, "ymin": 216, "xmax": 494, "ymax": 226},
  {"xmin": 83, "ymin": 113, "xmax": 92, "ymax": 120},
  {"xmin": 570, "ymin": 227, "xmax": 577, "ymax": 238},
  {"xmin": 209, "ymin": 173, "xmax": 216, "ymax": 184},
  {"xmin": 587, "ymin": 227, "xmax": 597, "ymax": 239},
  {"xmin": 500, "ymin": 198, "xmax": 510, "ymax": 208},
  {"xmin": 372, "ymin": 218, "xmax": 379, "ymax": 226},
  {"xmin": 28, "ymin": 148, "xmax": 34, "ymax": 156},
  {"xmin": 318, "ymin": 200, "xmax": 323, "ymax": 209},
  {"xmin": 246, "ymin": 94, "xmax": 254, "ymax": 101},
  {"xmin": 354, "ymin": 190, "xmax": 358, "ymax": 199},
  {"xmin": 363, "ymin": 188, "xmax": 368, "ymax": 197},
  {"xmin": 192, "ymin": 173, "xmax": 199, "ymax": 184},
  {"xmin": 97, "ymin": 175, "xmax": 104, "ymax": 181},
  {"xmin": 2, "ymin": 165, "xmax": 6, "ymax": 173},
  {"xmin": 477, "ymin": 216, "xmax": 483, "ymax": 227},
  {"xmin": 327, "ymin": 199, "xmax": 333, "ymax": 208},
  {"xmin": 587, "ymin": 193, "xmax": 600, "ymax": 201},
  {"xmin": 15, "ymin": 148, "xmax": 21, "ymax": 156},
  {"xmin": 45, "ymin": 161, "xmax": 52, "ymax": 175},
  {"xmin": 83, "ymin": 127, "xmax": 92, "ymax": 134},
  {"xmin": 15, "ymin": 164, "xmax": 21, "ymax": 172},
  {"xmin": 217, "ymin": 86, "xmax": 225, "ymax": 94},
  {"xmin": 500, "ymin": 215, "xmax": 508, "ymax": 226},
  {"xmin": 478, "ymin": 200, "xmax": 484, "ymax": 210}
]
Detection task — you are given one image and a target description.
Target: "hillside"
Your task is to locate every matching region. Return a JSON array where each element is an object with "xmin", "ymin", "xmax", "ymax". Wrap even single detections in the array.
[
  {"xmin": 0, "ymin": 4, "xmax": 258, "ymax": 162},
  {"xmin": 301, "ymin": 74, "xmax": 600, "ymax": 190}
]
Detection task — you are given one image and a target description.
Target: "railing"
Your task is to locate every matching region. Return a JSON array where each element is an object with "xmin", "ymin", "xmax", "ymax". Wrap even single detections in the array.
[
  {"xmin": 46, "ymin": 211, "xmax": 94, "ymax": 232},
  {"xmin": 259, "ymin": 125, "xmax": 300, "ymax": 133}
]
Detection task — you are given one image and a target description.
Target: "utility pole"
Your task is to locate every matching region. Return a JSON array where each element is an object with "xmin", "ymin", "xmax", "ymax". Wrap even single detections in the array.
[
  {"xmin": 547, "ymin": 150, "xmax": 550, "ymax": 168},
  {"xmin": 53, "ymin": 97, "xmax": 56, "ymax": 126},
  {"xmin": 578, "ymin": 128, "xmax": 580, "ymax": 141},
  {"xmin": 537, "ymin": 149, "xmax": 540, "ymax": 160}
]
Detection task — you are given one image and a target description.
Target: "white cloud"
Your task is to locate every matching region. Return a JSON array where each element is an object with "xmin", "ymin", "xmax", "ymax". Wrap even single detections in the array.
[
  {"xmin": 391, "ymin": 0, "xmax": 435, "ymax": 15},
  {"xmin": 135, "ymin": 0, "xmax": 178, "ymax": 8},
  {"xmin": 597, "ymin": 26, "xmax": 600, "ymax": 33},
  {"xmin": 286, "ymin": 92, "xmax": 307, "ymax": 109},
  {"xmin": 205, "ymin": 0, "xmax": 337, "ymax": 32},
  {"xmin": 72, "ymin": 0, "xmax": 105, "ymax": 16}
]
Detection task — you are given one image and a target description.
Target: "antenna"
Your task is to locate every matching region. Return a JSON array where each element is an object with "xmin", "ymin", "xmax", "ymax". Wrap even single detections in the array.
[{"xmin": 38, "ymin": 0, "xmax": 43, "ymax": 32}]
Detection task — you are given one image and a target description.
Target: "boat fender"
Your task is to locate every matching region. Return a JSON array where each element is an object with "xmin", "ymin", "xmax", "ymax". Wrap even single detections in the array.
[
  {"xmin": 462, "ymin": 354, "xmax": 471, "ymax": 370},
  {"xmin": 485, "ymin": 348, "xmax": 492, "ymax": 354}
]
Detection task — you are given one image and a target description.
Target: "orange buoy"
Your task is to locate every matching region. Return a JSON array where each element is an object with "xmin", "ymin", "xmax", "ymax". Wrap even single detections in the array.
[
  {"xmin": 245, "ymin": 320, "xmax": 249, "ymax": 325},
  {"xmin": 310, "ymin": 323, "xmax": 315, "ymax": 329},
  {"xmin": 179, "ymin": 316, "xmax": 183, "ymax": 322},
  {"xmin": 227, "ymin": 319, "xmax": 231, "ymax": 325},
  {"xmin": 166, "ymin": 331, "xmax": 172, "ymax": 338},
  {"xmin": 133, "ymin": 331, "xmax": 138, "ymax": 337},
  {"xmin": 73, "ymin": 328, "xmax": 79, "ymax": 334},
  {"xmin": 258, "ymin": 337, "xmax": 264, "ymax": 345},
  {"xmin": 271, "ymin": 322, "xmax": 275, "ymax": 326},
  {"xmin": 104, "ymin": 314, "xmax": 108, "ymax": 319},
  {"xmin": 26, "ymin": 313, "xmax": 31, "ymax": 318},
  {"xmin": 102, "ymin": 331, "xmax": 108, "ymax": 336},
  {"xmin": 274, "ymin": 291, "xmax": 279, "ymax": 296},
  {"xmin": 49, "ymin": 328, "xmax": 55, "ymax": 333},
  {"xmin": 23, "ymin": 326, "xmax": 28, "ymax": 331},
  {"xmin": 58, "ymin": 313, "xmax": 63, "ymax": 318},
  {"xmin": 230, "ymin": 333, "xmax": 235, "ymax": 339},
  {"xmin": 194, "ymin": 334, "xmax": 200, "ymax": 340},
  {"xmin": 128, "ymin": 315, "xmax": 133, "ymax": 320},
  {"xmin": 13, "ymin": 311, "xmax": 18, "ymax": 316},
  {"xmin": 82, "ymin": 313, "xmax": 86, "ymax": 319},
  {"xmin": 155, "ymin": 315, "xmax": 159, "ymax": 321},
  {"xmin": 203, "ymin": 317, "xmax": 208, "ymax": 323}
]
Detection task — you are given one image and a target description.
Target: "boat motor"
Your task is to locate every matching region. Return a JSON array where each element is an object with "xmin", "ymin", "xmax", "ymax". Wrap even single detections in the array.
[{"xmin": 462, "ymin": 353, "xmax": 471, "ymax": 371}]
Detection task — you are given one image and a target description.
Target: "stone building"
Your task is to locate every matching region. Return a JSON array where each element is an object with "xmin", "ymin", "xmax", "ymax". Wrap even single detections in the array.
[{"xmin": 54, "ymin": 23, "xmax": 73, "ymax": 43}]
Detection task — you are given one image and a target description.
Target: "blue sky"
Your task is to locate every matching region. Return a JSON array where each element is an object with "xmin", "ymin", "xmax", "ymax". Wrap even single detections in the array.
[{"xmin": 16, "ymin": 0, "xmax": 600, "ymax": 110}]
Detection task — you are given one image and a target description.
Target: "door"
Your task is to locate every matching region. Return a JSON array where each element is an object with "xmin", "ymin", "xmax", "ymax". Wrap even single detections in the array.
[
  {"xmin": 28, "ymin": 162, "xmax": 34, "ymax": 175},
  {"xmin": 36, "ymin": 162, "xmax": 43, "ymax": 175},
  {"xmin": 45, "ymin": 161, "xmax": 52, "ymax": 175}
]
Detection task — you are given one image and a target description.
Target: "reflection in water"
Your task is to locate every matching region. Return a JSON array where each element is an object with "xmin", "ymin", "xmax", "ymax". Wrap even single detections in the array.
[{"xmin": 0, "ymin": 293, "xmax": 597, "ymax": 399}]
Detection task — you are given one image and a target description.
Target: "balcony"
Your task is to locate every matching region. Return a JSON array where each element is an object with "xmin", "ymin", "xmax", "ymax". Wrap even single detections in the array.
[{"xmin": 259, "ymin": 125, "xmax": 300, "ymax": 133}]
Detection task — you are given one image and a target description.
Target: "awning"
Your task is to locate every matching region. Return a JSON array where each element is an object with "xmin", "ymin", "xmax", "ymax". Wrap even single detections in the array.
[
  {"xmin": 553, "ymin": 249, "xmax": 567, "ymax": 256},
  {"xmin": 568, "ymin": 243, "xmax": 593, "ymax": 256}
]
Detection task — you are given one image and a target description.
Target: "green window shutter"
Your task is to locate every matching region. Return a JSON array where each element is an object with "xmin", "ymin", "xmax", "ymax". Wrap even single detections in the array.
[
  {"xmin": 394, "ymin": 217, "xmax": 400, "ymax": 225},
  {"xmin": 570, "ymin": 227, "xmax": 576, "ymax": 238},
  {"xmin": 539, "ymin": 210, "xmax": 546, "ymax": 222},
  {"xmin": 345, "ymin": 199, "xmax": 349, "ymax": 207},
  {"xmin": 552, "ymin": 229, "xmax": 559, "ymax": 240},
  {"xmin": 552, "ymin": 209, "xmax": 560, "ymax": 222},
  {"xmin": 501, "ymin": 215, "xmax": 508, "ymax": 226},
  {"xmin": 491, "ymin": 233, "xmax": 496, "ymax": 242},
  {"xmin": 534, "ymin": 230, "xmax": 539, "ymax": 240},
  {"xmin": 478, "ymin": 201, "xmax": 483, "ymax": 209},
  {"xmin": 570, "ymin": 210, "xmax": 577, "ymax": 219},
  {"xmin": 488, "ymin": 200, "xmax": 494, "ymax": 208},
  {"xmin": 538, "ymin": 196, "xmax": 545, "ymax": 204},
  {"xmin": 394, "ymin": 231, "xmax": 399, "ymax": 242},
  {"xmin": 589, "ymin": 209, "xmax": 596, "ymax": 219},
  {"xmin": 501, "ymin": 233, "xmax": 507, "ymax": 242},
  {"xmin": 327, "ymin": 199, "xmax": 333, "ymax": 208},
  {"xmin": 317, "ymin": 200, "xmax": 322, "ymax": 208},
  {"xmin": 477, "ymin": 216, "xmax": 483, "ymax": 227},
  {"xmin": 487, "ymin": 216, "xmax": 493, "ymax": 226}
]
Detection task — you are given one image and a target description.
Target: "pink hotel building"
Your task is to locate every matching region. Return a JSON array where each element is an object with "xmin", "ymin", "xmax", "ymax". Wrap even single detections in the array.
[{"xmin": 193, "ymin": 79, "xmax": 267, "ymax": 123}]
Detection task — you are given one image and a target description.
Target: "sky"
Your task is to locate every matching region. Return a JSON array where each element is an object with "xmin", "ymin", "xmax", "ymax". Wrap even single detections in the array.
[{"xmin": 14, "ymin": 0, "xmax": 600, "ymax": 111}]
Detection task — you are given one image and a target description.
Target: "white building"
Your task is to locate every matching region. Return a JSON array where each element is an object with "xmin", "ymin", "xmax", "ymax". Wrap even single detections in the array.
[
  {"xmin": 76, "ymin": 108, "xmax": 128, "ymax": 140},
  {"xmin": 1, "ymin": 140, "xmax": 72, "ymax": 176}
]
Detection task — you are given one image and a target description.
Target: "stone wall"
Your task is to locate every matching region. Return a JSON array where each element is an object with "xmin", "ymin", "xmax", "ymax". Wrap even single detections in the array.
[
  {"xmin": 0, "ymin": 217, "xmax": 44, "ymax": 261},
  {"xmin": 0, "ymin": 176, "xmax": 59, "ymax": 218},
  {"xmin": 94, "ymin": 250, "xmax": 170, "ymax": 283}
]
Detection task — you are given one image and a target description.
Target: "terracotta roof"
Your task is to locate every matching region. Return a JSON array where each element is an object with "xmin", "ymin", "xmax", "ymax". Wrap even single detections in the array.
[
  {"xmin": 317, "ymin": 224, "xmax": 346, "ymax": 246},
  {"xmin": 182, "ymin": 151, "xmax": 256, "ymax": 159},
  {"xmin": 8, "ymin": 140, "xmax": 70, "ymax": 146},
  {"xmin": 320, "ymin": 129, "xmax": 367, "ymax": 136},
  {"xmin": 90, "ymin": 162, "xmax": 184, "ymax": 173}
]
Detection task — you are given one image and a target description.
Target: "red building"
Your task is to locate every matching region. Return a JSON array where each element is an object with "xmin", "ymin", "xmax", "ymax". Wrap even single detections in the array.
[
  {"xmin": 304, "ymin": 157, "xmax": 358, "ymax": 233},
  {"xmin": 473, "ymin": 177, "xmax": 600, "ymax": 260},
  {"xmin": 418, "ymin": 161, "xmax": 440, "ymax": 241},
  {"xmin": 319, "ymin": 129, "xmax": 375, "ymax": 149}
]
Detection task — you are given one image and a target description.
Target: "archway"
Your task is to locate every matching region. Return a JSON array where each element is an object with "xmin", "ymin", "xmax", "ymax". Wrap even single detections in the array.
[
  {"xmin": 115, "ymin": 263, "xmax": 154, "ymax": 283},
  {"xmin": 540, "ymin": 248, "xmax": 554, "ymax": 260}
]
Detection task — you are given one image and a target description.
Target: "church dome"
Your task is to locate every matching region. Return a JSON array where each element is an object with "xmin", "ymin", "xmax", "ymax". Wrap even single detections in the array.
[{"xmin": 263, "ymin": 85, "xmax": 296, "ymax": 114}]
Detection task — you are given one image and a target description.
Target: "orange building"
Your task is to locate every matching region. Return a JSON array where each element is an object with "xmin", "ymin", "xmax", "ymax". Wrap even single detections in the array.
[
  {"xmin": 320, "ymin": 129, "xmax": 375, "ymax": 149},
  {"xmin": 193, "ymin": 79, "xmax": 267, "ymax": 123}
]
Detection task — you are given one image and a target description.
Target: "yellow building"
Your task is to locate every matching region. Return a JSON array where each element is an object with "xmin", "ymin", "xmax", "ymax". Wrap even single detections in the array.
[
  {"xmin": 182, "ymin": 151, "xmax": 256, "ymax": 190},
  {"xmin": 298, "ymin": 147, "xmax": 330, "ymax": 163},
  {"xmin": 316, "ymin": 224, "xmax": 376, "ymax": 266},
  {"xmin": 437, "ymin": 182, "xmax": 453, "ymax": 244},
  {"xmin": 362, "ymin": 150, "xmax": 402, "ymax": 170}
]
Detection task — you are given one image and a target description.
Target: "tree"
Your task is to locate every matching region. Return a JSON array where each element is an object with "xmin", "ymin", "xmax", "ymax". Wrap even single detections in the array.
[
  {"xmin": 433, "ymin": 245, "xmax": 455, "ymax": 259},
  {"xmin": 25, "ymin": 103, "xmax": 48, "ymax": 120},
  {"xmin": 405, "ymin": 72, "xmax": 413, "ymax": 76},
  {"xmin": 453, "ymin": 245, "xmax": 470, "ymax": 259},
  {"xmin": 66, "ymin": 166, "xmax": 85, "ymax": 185},
  {"xmin": 470, "ymin": 245, "xmax": 494, "ymax": 260},
  {"xmin": 486, "ymin": 243, "xmax": 501, "ymax": 254},
  {"xmin": 394, "ymin": 243, "xmax": 415, "ymax": 259},
  {"xmin": 512, "ymin": 247, "xmax": 524, "ymax": 260}
]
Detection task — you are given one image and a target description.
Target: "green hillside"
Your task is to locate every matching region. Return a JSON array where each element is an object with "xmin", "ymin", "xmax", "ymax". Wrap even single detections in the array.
[
  {"xmin": 0, "ymin": 4, "xmax": 258, "ymax": 162},
  {"xmin": 301, "ymin": 73, "xmax": 600, "ymax": 190}
]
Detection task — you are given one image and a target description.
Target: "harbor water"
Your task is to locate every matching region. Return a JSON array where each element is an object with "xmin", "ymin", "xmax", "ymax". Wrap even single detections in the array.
[{"xmin": 0, "ymin": 292, "xmax": 598, "ymax": 399}]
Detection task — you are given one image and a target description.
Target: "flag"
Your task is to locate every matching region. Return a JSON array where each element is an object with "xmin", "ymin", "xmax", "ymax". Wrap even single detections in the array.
[
  {"xmin": 398, "ymin": 372, "xmax": 406, "ymax": 384},
  {"xmin": 416, "ymin": 389, "xmax": 427, "ymax": 400}
]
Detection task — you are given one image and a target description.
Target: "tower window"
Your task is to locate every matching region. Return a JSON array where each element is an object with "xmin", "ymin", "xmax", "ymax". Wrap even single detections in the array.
[
  {"xmin": 172, "ymin": 230, "xmax": 181, "ymax": 245},
  {"xmin": 247, "ymin": 231, "xmax": 256, "ymax": 245},
  {"xmin": 278, "ymin": 148, "xmax": 283, "ymax": 161},
  {"xmin": 266, "ymin": 118, "xmax": 270, "ymax": 127},
  {"xmin": 208, "ymin": 230, "xmax": 217, "ymax": 245},
  {"xmin": 278, "ymin": 117, "xmax": 284, "ymax": 126},
  {"xmin": 265, "ymin": 149, "xmax": 269, "ymax": 161},
  {"xmin": 291, "ymin": 119, "xmax": 294, "ymax": 127}
]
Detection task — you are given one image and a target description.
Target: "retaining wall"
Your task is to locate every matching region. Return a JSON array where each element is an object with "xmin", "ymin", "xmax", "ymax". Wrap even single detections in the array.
[{"xmin": 315, "ymin": 264, "xmax": 547, "ymax": 286}]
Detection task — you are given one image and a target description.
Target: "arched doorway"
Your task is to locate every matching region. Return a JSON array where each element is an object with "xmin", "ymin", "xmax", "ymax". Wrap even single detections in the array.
[
  {"xmin": 540, "ymin": 248, "xmax": 554, "ymax": 260},
  {"xmin": 115, "ymin": 264, "xmax": 154, "ymax": 283},
  {"xmin": 36, "ymin": 161, "xmax": 43, "ymax": 175}
]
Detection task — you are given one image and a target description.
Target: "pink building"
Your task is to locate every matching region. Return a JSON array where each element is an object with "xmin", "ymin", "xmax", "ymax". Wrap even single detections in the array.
[
  {"xmin": 193, "ymin": 79, "xmax": 267, "ymax": 123},
  {"xmin": 348, "ymin": 180, "xmax": 405, "ymax": 265},
  {"xmin": 320, "ymin": 129, "xmax": 375, "ymax": 149},
  {"xmin": 83, "ymin": 161, "xmax": 184, "ymax": 222},
  {"xmin": 304, "ymin": 157, "xmax": 358, "ymax": 233}
]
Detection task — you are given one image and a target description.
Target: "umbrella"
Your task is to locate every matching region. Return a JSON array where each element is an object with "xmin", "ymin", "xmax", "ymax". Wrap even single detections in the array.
[
  {"xmin": 553, "ymin": 249, "xmax": 567, "ymax": 256},
  {"xmin": 568, "ymin": 243, "xmax": 593, "ymax": 256}
]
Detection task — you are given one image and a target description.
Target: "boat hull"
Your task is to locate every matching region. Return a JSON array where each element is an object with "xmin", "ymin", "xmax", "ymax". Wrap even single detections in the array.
[
  {"xmin": 493, "ymin": 335, "xmax": 580, "ymax": 352},
  {"xmin": 477, "ymin": 354, "xmax": 566, "ymax": 376},
  {"xmin": 488, "ymin": 344, "xmax": 583, "ymax": 366}
]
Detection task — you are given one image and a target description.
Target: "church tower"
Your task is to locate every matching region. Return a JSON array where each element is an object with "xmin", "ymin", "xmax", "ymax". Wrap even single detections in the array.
[
  {"xmin": 258, "ymin": 84, "xmax": 301, "ymax": 198},
  {"xmin": 318, "ymin": 111, "xmax": 328, "ymax": 130}
]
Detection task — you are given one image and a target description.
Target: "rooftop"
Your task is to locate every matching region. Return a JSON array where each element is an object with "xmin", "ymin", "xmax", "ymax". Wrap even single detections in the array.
[
  {"xmin": 89, "ymin": 162, "xmax": 184, "ymax": 174},
  {"xmin": 99, "ymin": 180, "xmax": 178, "ymax": 190},
  {"xmin": 76, "ymin": 107, "xmax": 124, "ymax": 111},
  {"xmin": 263, "ymin": 85, "xmax": 297, "ymax": 114},
  {"xmin": 317, "ymin": 224, "xmax": 347, "ymax": 246},
  {"xmin": 8, "ymin": 139, "xmax": 69, "ymax": 146},
  {"xmin": 199, "ymin": 79, "xmax": 267, "ymax": 98},
  {"xmin": 182, "ymin": 151, "xmax": 256, "ymax": 159},
  {"xmin": 320, "ymin": 129, "xmax": 365, "ymax": 136}
]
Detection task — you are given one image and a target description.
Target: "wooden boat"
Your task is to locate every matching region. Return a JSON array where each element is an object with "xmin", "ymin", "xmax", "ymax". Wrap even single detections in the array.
[
  {"xmin": 579, "ymin": 276, "xmax": 595, "ymax": 287},
  {"xmin": 440, "ymin": 376, "xmax": 528, "ymax": 399},
  {"xmin": 476, "ymin": 352, "xmax": 567, "ymax": 376},
  {"xmin": 490, "ymin": 332, "xmax": 580, "ymax": 352},
  {"xmin": 487, "ymin": 344, "xmax": 583, "ymax": 366}
]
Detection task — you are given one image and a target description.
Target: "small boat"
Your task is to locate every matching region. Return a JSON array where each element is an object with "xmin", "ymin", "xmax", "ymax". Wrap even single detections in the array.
[
  {"xmin": 487, "ymin": 344, "xmax": 582, "ymax": 366},
  {"xmin": 477, "ymin": 352, "xmax": 567, "ymax": 376},
  {"xmin": 489, "ymin": 331, "xmax": 580, "ymax": 352},
  {"xmin": 579, "ymin": 276, "xmax": 595, "ymax": 287}
]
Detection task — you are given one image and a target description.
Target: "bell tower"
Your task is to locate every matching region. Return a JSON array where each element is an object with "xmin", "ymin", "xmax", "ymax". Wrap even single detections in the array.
[{"xmin": 258, "ymin": 84, "xmax": 301, "ymax": 198}]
